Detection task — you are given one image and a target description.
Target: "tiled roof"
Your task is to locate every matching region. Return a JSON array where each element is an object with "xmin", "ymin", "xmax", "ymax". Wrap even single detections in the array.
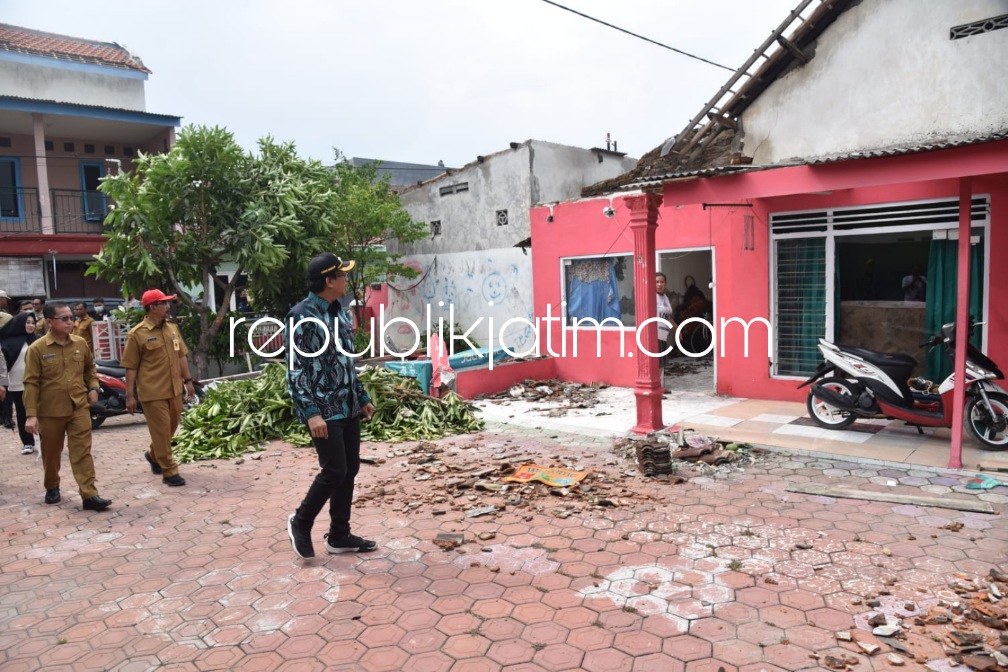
[
  {"xmin": 0, "ymin": 23, "xmax": 150, "ymax": 74},
  {"xmin": 583, "ymin": 0, "xmax": 854, "ymax": 197},
  {"xmin": 600, "ymin": 130, "xmax": 1008, "ymax": 194},
  {"xmin": 804, "ymin": 130, "xmax": 1008, "ymax": 164}
]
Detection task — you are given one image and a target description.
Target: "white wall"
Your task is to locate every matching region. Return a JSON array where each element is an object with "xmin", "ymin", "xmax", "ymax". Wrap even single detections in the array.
[
  {"xmin": 0, "ymin": 60, "xmax": 146, "ymax": 111},
  {"xmin": 529, "ymin": 141, "xmax": 638, "ymax": 205},
  {"xmin": 382, "ymin": 248, "xmax": 534, "ymax": 352},
  {"xmin": 397, "ymin": 146, "xmax": 533, "ymax": 255},
  {"xmin": 396, "ymin": 141, "xmax": 638, "ymax": 256},
  {"xmin": 743, "ymin": 0, "xmax": 1008, "ymax": 163},
  {"xmin": 388, "ymin": 140, "xmax": 638, "ymax": 352}
]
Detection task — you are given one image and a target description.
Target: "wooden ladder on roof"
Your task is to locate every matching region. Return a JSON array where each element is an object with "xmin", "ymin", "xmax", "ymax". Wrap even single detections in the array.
[{"xmin": 661, "ymin": 0, "xmax": 824, "ymax": 162}]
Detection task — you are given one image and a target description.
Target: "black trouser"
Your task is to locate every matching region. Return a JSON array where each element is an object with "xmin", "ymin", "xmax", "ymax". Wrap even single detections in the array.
[
  {"xmin": 294, "ymin": 416, "xmax": 361, "ymax": 539},
  {"xmin": 7, "ymin": 391, "xmax": 33, "ymax": 446},
  {"xmin": 1, "ymin": 388, "xmax": 11, "ymax": 427}
]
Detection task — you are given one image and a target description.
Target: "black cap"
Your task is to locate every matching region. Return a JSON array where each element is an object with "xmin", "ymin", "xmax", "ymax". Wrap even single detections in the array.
[{"xmin": 308, "ymin": 253, "xmax": 355, "ymax": 281}]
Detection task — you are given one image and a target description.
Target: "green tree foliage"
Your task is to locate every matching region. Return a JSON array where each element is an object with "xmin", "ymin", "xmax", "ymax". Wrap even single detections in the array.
[
  {"xmin": 90, "ymin": 126, "xmax": 424, "ymax": 376},
  {"xmin": 90, "ymin": 125, "xmax": 338, "ymax": 377},
  {"xmin": 330, "ymin": 156, "xmax": 427, "ymax": 330}
]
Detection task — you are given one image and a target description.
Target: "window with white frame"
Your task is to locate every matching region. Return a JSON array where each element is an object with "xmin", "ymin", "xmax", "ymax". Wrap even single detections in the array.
[{"xmin": 771, "ymin": 196, "xmax": 989, "ymax": 380}]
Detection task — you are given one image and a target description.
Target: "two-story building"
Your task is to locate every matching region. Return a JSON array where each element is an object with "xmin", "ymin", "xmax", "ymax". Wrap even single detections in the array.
[{"xmin": 0, "ymin": 23, "xmax": 180, "ymax": 300}]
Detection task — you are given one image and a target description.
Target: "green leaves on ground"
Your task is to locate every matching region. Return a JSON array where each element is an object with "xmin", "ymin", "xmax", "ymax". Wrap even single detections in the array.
[
  {"xmin": 171, "ymin": 363, "xmax": 484, "ymax": 462},
  {"xmin": 358, "ymin": 367, "xmax": 484, "ymax": 441},
  {"xmin": 172, "ymin": 364, "xmax": 310, "ymax": 463}
]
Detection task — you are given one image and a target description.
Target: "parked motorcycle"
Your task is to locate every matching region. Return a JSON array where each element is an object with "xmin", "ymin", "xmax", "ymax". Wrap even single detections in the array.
[
  {"xmin": 91, "ymin": 360, "xmax": 204, "ymax": 429},
  {"xmin": 798, "ymin": 321, "xmax": 1008, "ymax": 449}
]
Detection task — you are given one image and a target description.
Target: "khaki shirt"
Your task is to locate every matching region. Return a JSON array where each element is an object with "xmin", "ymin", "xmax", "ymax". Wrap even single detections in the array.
[
  {"xmin": 121, "ymin": 317, "xmax": 190, "ymax": 402},
  {"xmin": 0, "ymin": 310, "xmax": 12, "ymax": 329},
  {"xmin": 34, "ymin": 312, "xmax": 48, "ymax": 336},
  {"xmin": 72, "ymin": 315, "xmax": 95, "ymax": 354},
  {"xmin": 22, "ymin": 333, "xmax": 99, "ymax": 417}
]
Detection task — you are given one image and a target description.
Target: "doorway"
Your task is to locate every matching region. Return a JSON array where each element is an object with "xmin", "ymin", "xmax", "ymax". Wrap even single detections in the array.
[{"xmin": 658, "ymin": 249, "xmax": 714, "ymax": 393}]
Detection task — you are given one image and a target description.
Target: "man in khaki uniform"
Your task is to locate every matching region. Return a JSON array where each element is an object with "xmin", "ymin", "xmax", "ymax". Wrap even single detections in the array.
[
  {"xmin": 23, "ymin": 302, "xmax": 111, "ymax": 510},
  {"xmin": 71, "ymin": 302, "xmax": 95, "ymax": 355},
  {"xmin": 121, "ymin": 289, "xmax": 195, "ymax": 487},
  {"xmin": 0, "ymin": 289, "xmax": 13, "ymax": 329}
]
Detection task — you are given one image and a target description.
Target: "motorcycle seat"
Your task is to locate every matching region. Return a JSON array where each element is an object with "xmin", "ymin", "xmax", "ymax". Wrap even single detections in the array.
[
  {"xmin": 96, "ymin": 364, "xmax": 127, "ymax": 378},
  {"xmin": 842, "ymin": 346, "xmax": 917, "ymax": 369}
]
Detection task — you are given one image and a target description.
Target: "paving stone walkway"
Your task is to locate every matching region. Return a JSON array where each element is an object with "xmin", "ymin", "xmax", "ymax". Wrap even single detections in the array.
[{"xmin": 1, "ymin": 415, "xmax": 1006, "ymax": 671}]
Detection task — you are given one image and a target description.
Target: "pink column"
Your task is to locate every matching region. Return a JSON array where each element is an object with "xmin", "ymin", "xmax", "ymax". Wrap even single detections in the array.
[
  {"xmin": 948, "ymin": 177, "xmax": 972, "ymax": 469},
  {"xmin": 627, "ymin": 192, "xmax": 665, "ymax": 434}
]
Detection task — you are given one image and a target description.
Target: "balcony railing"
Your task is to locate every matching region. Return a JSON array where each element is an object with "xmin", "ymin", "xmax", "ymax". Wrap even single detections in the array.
[
  {"xmin": 0, "ymin": 186, "xmax": 43, "ymax": 234},
  {"xmin": 52, "ymin": 188, "xmax": 109, "ymax": 234}
]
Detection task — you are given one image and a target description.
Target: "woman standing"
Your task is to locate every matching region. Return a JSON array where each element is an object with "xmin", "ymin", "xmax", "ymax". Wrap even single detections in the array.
[{"xmin": 1, "ymin": 312, "xmax": 39, "ymax": 454}]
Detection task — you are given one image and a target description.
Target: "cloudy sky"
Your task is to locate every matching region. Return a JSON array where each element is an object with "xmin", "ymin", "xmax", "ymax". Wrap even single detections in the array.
[{"xmin": 5, "ymin": 0, "xmax": 800, "ymax": 166}]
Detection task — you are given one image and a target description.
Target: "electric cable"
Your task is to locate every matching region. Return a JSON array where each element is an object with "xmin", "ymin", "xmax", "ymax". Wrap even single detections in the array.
[{"xmin": 539, "ymin": 0, "xmax": 735, "ymax": 73}]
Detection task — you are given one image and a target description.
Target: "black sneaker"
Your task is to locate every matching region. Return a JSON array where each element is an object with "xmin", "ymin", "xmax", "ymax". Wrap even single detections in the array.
[
  {"xmin": 82, "ymin": 496, "xmax": 112, "ymax": 511},
  {"xmin": 144, "ymin": 451, "xmax": 162, "ymax": 475},
  {"xmin": 324, "ymin": 533, "xmax": 377, "ymax": 554},
  {"xmin": 287, "ymin": 514, "xmax": 315, "ymax": 559},
  {"xmin": 163, "ymin": 474, "xmax": 186, "ymax": 487},
  {"xmin": 44, "ymin": 488, "xmax": 61, "ymax": 504}
]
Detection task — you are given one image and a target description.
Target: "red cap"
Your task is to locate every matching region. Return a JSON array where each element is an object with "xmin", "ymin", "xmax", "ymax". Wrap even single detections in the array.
[{"xmin": 141, "ymin": 289, "xmax": 177, "ymax": 307}]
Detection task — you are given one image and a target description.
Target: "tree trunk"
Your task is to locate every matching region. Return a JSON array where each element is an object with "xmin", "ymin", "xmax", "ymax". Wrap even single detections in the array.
[{"xmin": 191, "ymin": 348, "xmax": 209, "ymax": 382}]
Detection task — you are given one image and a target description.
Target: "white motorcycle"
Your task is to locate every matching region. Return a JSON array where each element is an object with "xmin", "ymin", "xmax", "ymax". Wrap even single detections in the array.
[{"xmin": 798, "ymin": 321, "xmax": 1008, "ymax": 449}]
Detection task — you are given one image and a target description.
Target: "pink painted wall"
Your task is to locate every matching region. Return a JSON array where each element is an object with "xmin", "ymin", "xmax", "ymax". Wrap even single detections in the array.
[
  {"xmin": 456, "ymin": 357, "xmax": 557, "ymax": 398},
  {"xmin": 531, "ymin": 143, "xmax": 1008, "ymax": 402}
]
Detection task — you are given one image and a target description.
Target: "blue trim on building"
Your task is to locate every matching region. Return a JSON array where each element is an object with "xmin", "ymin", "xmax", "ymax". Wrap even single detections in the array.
[
  {"xmin": 0, "ymin": 50, "xmax": 148, "ymax": 80},
  {"xmin": 78, "ymin": 161, "xmax": 107, "ymax": 221},
  {"xmin": 0, "ymin": 156, "xmax": 26, "ymax": 223},
  {"xmin": 0, "ymin": 97, "xmax": 180, "ymax": 127}
]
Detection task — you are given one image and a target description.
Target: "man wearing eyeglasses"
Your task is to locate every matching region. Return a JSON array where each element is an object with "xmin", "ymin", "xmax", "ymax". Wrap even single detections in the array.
[
  {"xmin": 121, "ymin": 289, "xmax": 196, "ymax": 487},
  {"xmin": 22, "ymin": 302, "xmax": 111, "ymax": 511}
]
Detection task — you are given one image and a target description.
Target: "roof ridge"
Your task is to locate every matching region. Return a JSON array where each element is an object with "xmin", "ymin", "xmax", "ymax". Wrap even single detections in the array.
[{"xmin": 0, "ymin": 22, "xmax": 151, "ymax": 74}]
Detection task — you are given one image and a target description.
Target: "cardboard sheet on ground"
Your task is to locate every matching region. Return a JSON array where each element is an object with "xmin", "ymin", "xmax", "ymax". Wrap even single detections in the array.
[{"xmin": 502, "ymin": 464, "xmax": 589, "ymax": 487}]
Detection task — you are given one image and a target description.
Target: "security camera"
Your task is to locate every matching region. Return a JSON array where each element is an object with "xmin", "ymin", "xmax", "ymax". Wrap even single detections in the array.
[{"xmin": 603, "ymin": 206, "xmax": 616, "ymax": 218}]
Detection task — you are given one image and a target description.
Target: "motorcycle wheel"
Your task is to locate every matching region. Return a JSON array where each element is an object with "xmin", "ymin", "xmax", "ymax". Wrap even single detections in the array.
[
  {"xmin": 91, "ymin": 414, "xmax": 106, "ymax": 430},
  {"xmin": 965, "ymin": 392, "xmax": 1008, "ymax": 450},
  {"xmin": 807, "ymin": 378, "xmax": 858, "ymax": 429}
]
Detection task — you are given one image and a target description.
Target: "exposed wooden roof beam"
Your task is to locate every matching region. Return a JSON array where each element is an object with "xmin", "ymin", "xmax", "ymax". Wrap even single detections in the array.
[
  {"xmin": 776, "ymin": 35, "xmax": 809, "ymax": 64},
  {"xmin": 707, "ymin": 113, "xmax": 739, "ymax": 131}
]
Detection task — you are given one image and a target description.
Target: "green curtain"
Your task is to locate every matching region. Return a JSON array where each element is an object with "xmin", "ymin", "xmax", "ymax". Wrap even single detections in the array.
[
  {"xmin": 833, "ymin": 244, "xmax": 841, "ymax": 341},
  {"xmin": 776, "ymin": 238, "xmax": 826, "ymax": 375},
  {"xmin": 925, "ymin": 238, "xmax": 984, "ymax": 381}
]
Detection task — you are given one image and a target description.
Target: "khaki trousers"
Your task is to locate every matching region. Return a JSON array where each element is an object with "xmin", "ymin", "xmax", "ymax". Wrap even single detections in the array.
[
  {"xmin": 38, "ymin": 409, "xmax": 98, "ymax": 500},
  {"xmin": 145, "ymin": 396, "xmax": 182, "ymax": 478}
]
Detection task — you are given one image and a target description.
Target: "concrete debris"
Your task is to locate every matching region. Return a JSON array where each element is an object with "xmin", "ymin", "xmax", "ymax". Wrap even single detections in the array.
[
  {"xmin": 481, "ymin": 378, "xmax": 606, "ymax": 414},
  {"xmin": 872, "ymin": 624, "xmax": 901, "ymax": 637},
  {"xmin": 867, "ymin": 613, "xmax": 888, "ymax": 627},
  {"xmin": 433, "ymin": 533, "xmax": 464, "ymax": 550},
  {"xmin": 465, "ymin": 505, "xmax": 498, "ymax": 518},
  {"xmin": 615, "ymin": 427, "xmax": 764, "ymax": 479}
]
